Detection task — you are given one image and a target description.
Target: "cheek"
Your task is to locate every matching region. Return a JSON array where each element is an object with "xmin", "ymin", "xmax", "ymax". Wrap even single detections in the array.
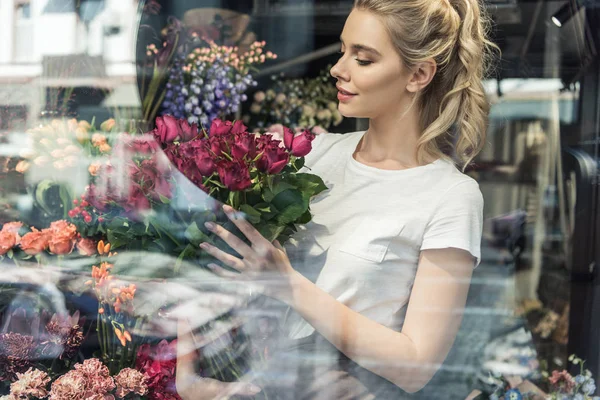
[{"xmin": 355, "ymin": 67, "xmax": 405, "ymax": 107}]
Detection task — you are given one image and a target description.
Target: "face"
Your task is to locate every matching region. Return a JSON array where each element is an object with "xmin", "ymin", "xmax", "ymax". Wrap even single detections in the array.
[{"xmin": 330, "ymin": 9, "xmax": 413, "ymax": 119}]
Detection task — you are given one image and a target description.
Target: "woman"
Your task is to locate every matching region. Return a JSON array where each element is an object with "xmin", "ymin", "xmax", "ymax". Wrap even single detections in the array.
[{"xmin": 176, "ymin": 0, "xmax": 497, "ymax": 398}]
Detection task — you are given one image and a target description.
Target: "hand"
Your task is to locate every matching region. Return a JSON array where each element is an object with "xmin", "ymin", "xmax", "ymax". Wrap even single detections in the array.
[
  {"xmin": 176, "ymin": 318, "xmax": 262, "ymax": 400},
  {"xmin": 200, "ymin": 204, "xmax": 297, "ymax": 301}
]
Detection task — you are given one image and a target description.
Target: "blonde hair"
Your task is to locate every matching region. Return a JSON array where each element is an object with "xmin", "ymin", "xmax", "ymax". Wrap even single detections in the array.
[{"xmin": 354, "ymin": 0, "xmax": 498, "ymax": 169}]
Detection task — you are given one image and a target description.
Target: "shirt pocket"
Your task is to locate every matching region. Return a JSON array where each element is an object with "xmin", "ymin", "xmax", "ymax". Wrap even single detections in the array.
[{"xmin": 338, "ymin": 217, "xmax": 405, "ymax": 263}]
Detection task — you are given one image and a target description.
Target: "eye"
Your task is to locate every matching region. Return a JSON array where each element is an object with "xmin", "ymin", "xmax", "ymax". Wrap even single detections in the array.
[{"xmin": 356, "ymin": 59, "xmax": 373, "ymax": 66}]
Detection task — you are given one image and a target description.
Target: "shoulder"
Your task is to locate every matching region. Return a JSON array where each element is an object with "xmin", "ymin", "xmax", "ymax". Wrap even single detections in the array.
[
  {"xmin": 304, "ymin": 131, "xmax": 363, "ymax": 166},
  {"xmin": 432, "ymin": 160, "xmax": 483, "ymax": 209}
]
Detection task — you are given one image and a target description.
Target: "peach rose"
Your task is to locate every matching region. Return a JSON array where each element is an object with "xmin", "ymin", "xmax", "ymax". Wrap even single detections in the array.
[
  {"xmin": 98, "ymin": 143, "xmax": 112, "ymax": 153},
  {"xmin": 20, "ymin": 228, "xmax": 49, "ymax": 255},
  {"xmin": 77, "ymin": 238, "xmax": 97, "ymax": 256},
  {"xmin": 2, "ymin": 222, "xmax": 23, "ymax": 234},
  {"xmin": 46, "ymin": 220, "xmax": 78, "ymax": 255},
  {"xmin": 88, "ymin": 162, "xmax": 101, "ymax": 176},
  {"xmin": 48, "ymin": 233, "xmax": 76, "ymax": 255},
  {"xmin": 0, "ymin": 231, "xmax": 17, "ymax": 255}
]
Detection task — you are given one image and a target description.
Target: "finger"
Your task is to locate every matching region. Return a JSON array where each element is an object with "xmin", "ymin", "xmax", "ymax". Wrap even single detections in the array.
[
  {"xmin": 200, "ymin": 243, "xmax": 247, "ymax": 271},
  {"xmin": 207, "ymin": 263, "xmax": 244, "ymax": 279},
  {"xmin": 272, "ymin": 240, "xmax": 286, "ymax": 254},
  {"xmin": 223, "ymin": 205, "xmax": 271, "ymax": 248},
  {"xmin": 205, "ymin": 220, "xmax": 254, "ymax": 259},
  {"xmin": 176, "ymin": 318, "xmax": 199, "ymax": 377}
]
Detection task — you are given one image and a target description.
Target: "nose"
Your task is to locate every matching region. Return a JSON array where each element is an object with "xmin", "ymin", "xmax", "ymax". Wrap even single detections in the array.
[{"xmin": 330, "ymin": 57, "xmax": 349, "ymax": 82}]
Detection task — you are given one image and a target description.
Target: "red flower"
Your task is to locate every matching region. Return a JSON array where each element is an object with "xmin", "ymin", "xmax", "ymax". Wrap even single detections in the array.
[
  {"xmin": 209, "ymin": 118, "xmax": 247, "ymax": 136},
  {"xmin": 256, "ymin": 142, "xmax": 290, "ymax": 174},
  {"xmin": 231, "ymin": 132, "xmax": 258, "ymax": 161},
  {"xmin": 180, "ymin": 141, "xmax": 216, "ymax": 177},
  {"xmin": 283, "ymin": 127, "xmax": 315, "ymax": 157},
  {"xmin": 126, "ymin": 184, "xmax": 151, "ymax": 212},
  {"xmin": 217, "ymin": 160, "xmax": 252, "ymax": 191},
  {"xmin": 153, "ymin": 115, "xmax": 181, "ymax": 144},
  {"xmin": 178, "ymin": 119, "xmax": 198, "ymax": 142},
  {"xmin": 135, "ymin": 340, "xmax": 181, "ymax": 400}
]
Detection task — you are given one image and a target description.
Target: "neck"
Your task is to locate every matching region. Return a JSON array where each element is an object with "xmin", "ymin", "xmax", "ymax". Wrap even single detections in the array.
[{"xmin": 358, "ymin": 101, "xmax": 429, "ymax": 168}]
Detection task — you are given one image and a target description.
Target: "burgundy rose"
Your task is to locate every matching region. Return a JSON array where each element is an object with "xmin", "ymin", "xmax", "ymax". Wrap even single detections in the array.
[
  {"xmin": 209, "ymin": 119, "xmax": 233, "ymax": 136},
  {"xmin": 256, "ymin": 143, "xmax": 290, "ymax": 174},
  {"xmin": 283, "ymin": 127, "xmax": 316, "ymax": 157},
  {"xmin": 153, "ymin": 115, "xmax": 180, "ymax": 144},
  {"xmin": 131, "ymin": 136, "xmax": 161, "ymax": 154},
  {"xmin": 178, "ymin": 119, "xmax": 198, "ymax": 142},
  {"xmin": 231, "ymin": 132, "xmax": 258, "ymax": 161},
  {"xmin": 230, "ymin": 120, "xmax": 248, "ymax": 135},
  {"xmin": 126, "ymin": 184, "xmax": 151, "ymax": 212},
  {"xmin": 217, "ymin": 160, "xmax": 252, "ymax": 191}
]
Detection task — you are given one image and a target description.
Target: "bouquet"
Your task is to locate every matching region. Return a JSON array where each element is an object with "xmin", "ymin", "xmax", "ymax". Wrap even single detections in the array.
[
  {"xmin": 161, "ymin": 40, "xmax": 276, "ymax": 127},
  {"xmin": 467, "ymin": 355, "xmax": 598, "ymax": 400},
  {"xmin": 245, "ymin": 67, "xmax": 343, "ymax": 130},
  {"xmin": 140, "ymin": 12, "xmax": 276, "ymax": 128},
  {"xmin": 0, "ymin": 113, "xmax": 326, "ymax": 397}
]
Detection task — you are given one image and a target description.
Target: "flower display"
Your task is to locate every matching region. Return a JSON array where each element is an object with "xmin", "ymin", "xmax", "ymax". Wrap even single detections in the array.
[{"xmin": 245, "ymin": 67, "xmax": 343, "ymax": 130}]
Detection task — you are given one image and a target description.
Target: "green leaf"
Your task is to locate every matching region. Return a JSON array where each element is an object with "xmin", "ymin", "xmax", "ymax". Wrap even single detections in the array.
[
  {"xmin": 7, "ymin": 249, "xmax": 13, "ymax": 259},
  {"xmin": 288, "ymin": 173, "xmax": 328, "ymax": 197},
  {"xmin": 272, "ymin": 189, "xmax": 308, "ymax": 225},
  {"xmin": 239, "ymin": 204, "xmax": 261, "ymax": 224},
  {"xmin": 159, "ymin": 194, "xmax": 171, "ymax": 204},
  {"xmin": 262, "ymin": 187, "xmax": 275, "ymax": 203},
  {"xmin": 256, "ymin": 224, "xmax": 287, "ymax": 243},
  {"xmin": 293, "ymin": 157, "xmax": 306, "ymax": 170},
  {"xmin": 271, "ymin": 181, "xmax": 296, "ymax": 197},
  {"xmin": 185, "ymin": 222, "xmax": 214, "ymax": 247},
  {"xmin": 298, "ymin": 209, "xmax": 313, "ymax": 224}
]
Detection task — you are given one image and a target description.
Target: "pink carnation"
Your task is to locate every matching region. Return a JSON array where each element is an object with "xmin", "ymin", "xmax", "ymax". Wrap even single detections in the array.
[
  {"xmin": 10, "ymin": 368, "xmax": 51, "ymax": 399},
  {"xmin": 49, "ymin": 359, "xmax": 115, "ymax": 400},
  {"xmin": 114, "ymin": 368, "xmax": 148, "ymax": 398}
]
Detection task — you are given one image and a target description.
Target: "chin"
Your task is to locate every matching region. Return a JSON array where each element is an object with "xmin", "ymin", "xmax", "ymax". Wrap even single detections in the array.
[{"xmin": 337, "ymin": 103, "xmax": 369, "ymax": 119}]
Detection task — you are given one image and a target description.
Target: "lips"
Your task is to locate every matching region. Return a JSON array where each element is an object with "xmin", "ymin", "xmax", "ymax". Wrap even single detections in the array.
[{"xmin": 336, "ymin": 85, "xmax": 357, "ymax": 96}]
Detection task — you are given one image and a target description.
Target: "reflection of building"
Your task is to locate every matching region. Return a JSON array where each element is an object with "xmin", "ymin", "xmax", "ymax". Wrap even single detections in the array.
[{"xmin": 0, "ymin": 0, "xmax": 140, "ymax": 128}]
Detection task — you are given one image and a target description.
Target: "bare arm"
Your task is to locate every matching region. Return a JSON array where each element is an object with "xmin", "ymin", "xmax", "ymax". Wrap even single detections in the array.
[{"xmin": 284, "ymin": 247, "xmax": 474, "ymax": 393}]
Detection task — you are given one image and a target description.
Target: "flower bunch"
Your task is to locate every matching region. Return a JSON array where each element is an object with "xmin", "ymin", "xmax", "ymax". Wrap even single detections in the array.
[
  {"xmin": 544, "ymin": 355, "xmax": 597, "ymax": 400},
  {"xmin": 135, "ymin": 340, "xmax": 180, "ymax": 400},
  {"xmin": 16, "ymin": 118, "xmax": 117, "ymax": 174},
  {"xmin": 245, "ymin": 67, "xmax": 342, "ymax": 130},
  {"xmin": 0, "ymin": 219, "xmax": 83, "ymax": 258},
  {"xmin": 81, "ymin": 132, "xmax": 174, "ymax": 220},
  {"xmin": 161, "ymin": 40, "xmax": 276, "ymax": 127}
]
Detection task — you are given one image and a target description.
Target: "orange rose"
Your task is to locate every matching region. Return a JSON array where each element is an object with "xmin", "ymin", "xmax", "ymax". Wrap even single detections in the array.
[
  {"xmin": 20, "ymin": 228, "xmax": 50, "ymax": 255},
  {"xmin": 46, "ymin": 220, "xmax": 78, "ymax": 255},
  {"xmin": 2, "ymin": 222, "xmax": 23, "ymax": 234},
  {"xmin": 77, "ymin": 238, "xmax": 97, "ymax": 256},
  {"xmin": 0, "ymin": 231, "xmax": 17, "ymax": 255},
  {"xmin": 48, "ymin": 220, "xmax": 78, "ymax": 238},
  {"xmin": 48, "ymin": 233, "xmax": 76, "ymax": 255}
]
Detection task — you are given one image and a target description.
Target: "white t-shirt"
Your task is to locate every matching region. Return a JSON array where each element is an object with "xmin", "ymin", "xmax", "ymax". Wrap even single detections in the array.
[{"xmin": 283, "ymin": 131, "xmax": 483, "ymax": 339}]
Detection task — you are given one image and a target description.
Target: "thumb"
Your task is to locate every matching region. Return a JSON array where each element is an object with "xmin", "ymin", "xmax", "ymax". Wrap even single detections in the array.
[{"xmin": 272, "ymin": 239, "xmax": 286, "ymax": 253}]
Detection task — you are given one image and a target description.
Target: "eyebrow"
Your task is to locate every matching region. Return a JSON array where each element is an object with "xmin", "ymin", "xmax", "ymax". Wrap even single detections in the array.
[{"xmin": 340, "ymin": 37, "xmax": 382, "ymax": 57}]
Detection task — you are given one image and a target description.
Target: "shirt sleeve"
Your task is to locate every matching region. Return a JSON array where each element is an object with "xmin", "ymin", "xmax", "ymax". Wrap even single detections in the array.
[{"xmin": 420, "ymin": 179, "xmax": 484, "ymax": 267}]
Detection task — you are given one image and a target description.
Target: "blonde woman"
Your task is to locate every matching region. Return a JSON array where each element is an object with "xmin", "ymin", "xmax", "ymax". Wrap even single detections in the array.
[{"xmin": 177, "ymin": 0, "xmax": 497, "ymax": 398}]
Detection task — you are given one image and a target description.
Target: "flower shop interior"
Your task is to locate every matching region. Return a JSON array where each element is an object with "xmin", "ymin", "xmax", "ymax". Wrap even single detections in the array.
[{"xmin": 0, "ymin": 0, "xmax": 599, "ymax": 399}]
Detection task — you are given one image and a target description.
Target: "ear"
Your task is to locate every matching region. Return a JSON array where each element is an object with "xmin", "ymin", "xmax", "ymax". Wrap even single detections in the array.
[{"xmin": 406, "ymin": 60, "xmax": 437, "ymax": 93}]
